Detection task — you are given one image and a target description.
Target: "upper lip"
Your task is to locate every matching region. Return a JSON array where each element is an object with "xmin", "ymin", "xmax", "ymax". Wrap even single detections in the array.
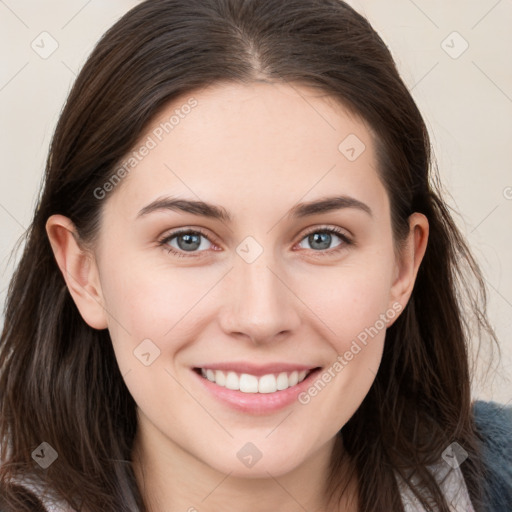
[{"xmin": 194, "ymin": 362, "xmax": 321, "ymax": 377}]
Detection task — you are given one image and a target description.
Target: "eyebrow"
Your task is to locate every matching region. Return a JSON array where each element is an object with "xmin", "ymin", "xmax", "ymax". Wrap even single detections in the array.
[{"xmin": 136, "ymin": 195, "xmax": 372, "ymax": 222}]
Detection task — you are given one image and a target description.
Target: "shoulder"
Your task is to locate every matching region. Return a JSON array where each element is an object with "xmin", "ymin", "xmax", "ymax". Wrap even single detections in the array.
[
  {"xmin": 473, "ymin": 399, "xmax": 512, "ymax": 440},
  {"xmin": 472, "ymin": 400, "xmax": 512, "ymax": 510},
  {"xmin": 397, "ymin": 459, "xmax": 475, "ymax": 512}
]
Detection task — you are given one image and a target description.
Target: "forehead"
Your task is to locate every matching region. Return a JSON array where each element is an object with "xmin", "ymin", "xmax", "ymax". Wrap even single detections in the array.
[{"xmin": 104, "ymin": 81, "xmax": 386, "ymax": 221}]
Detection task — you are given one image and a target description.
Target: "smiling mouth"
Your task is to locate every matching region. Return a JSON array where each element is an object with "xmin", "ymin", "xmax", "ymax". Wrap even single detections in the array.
[{"xmin": 193, "ymin": 367, "xmax": 321, "ymax": 394}]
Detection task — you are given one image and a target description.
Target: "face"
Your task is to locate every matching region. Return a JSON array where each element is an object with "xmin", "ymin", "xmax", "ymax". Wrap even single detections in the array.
[{"xmin": 53, "ymin": 82, "xmax": 424, "ymax": 479}]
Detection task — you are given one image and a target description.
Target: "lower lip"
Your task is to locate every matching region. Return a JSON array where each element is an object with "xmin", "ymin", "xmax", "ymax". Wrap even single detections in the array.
[{"xmin": 191, "ymin": 368, "xmax": 322, "ymax": 415}]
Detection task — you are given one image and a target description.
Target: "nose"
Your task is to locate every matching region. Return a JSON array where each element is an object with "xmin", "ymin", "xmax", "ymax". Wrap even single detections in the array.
[{"xmin": 217, "ymin": 249, "xmax": 301, "ymax": 345}]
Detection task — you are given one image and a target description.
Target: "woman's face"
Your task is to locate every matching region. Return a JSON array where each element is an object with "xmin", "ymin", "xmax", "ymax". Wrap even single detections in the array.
[{"xmin": 53, "ymin": 82, "xmax": 426, "ymax": 478}]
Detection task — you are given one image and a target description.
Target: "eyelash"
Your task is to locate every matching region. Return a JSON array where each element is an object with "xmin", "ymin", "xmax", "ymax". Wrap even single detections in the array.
[{"xmin": 157, "ymin": 226, "xmax": 353, "ymax": 259}]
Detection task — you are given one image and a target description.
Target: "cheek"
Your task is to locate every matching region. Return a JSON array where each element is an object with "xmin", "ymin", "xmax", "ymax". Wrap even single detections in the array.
[
  {"xmin": 99, "ymin": 260, "xmax": 204, "ymax": 422},
  {"xmin": 295, "ymin": 267, "xmax": 392, "ymax": 431},
  {"xmin": 293, "ymin": 251, "xmax": 394, "ymax": 411},
  {"xmin": 305, "ymin": 257, "xmax": 394, "ymax": 348},
  {"xmin": 101, "ymin": 253, "xmax": 212, "ymax": 335},
  {"xmin": 98, "ymin": 253, "xmax": 218, "ymax": 382}
]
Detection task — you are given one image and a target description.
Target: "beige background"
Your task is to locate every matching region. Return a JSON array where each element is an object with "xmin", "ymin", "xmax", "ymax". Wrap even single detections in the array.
[{"xmin": 0, "ymin": 1, "xmax": 511, "ymax": 404}]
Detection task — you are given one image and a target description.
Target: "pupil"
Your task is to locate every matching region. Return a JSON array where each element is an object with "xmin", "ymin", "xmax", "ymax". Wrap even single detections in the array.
[
  {"xmin": 178, "ymin": 233, "xmax": 200, "ymax": 251},
  {"xmin": 310, "ymin": 232, "xmax": 330, "ymax": 250}
]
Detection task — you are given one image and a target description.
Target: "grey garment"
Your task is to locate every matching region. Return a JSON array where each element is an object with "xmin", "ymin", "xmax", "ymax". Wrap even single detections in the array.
[{"xmin": 473, "ymin": 400, "xmax": 512, "ymax": 512}]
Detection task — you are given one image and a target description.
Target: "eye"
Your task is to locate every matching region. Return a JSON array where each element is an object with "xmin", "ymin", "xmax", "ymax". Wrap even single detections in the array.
[
  {"xmin": 296, "ymin": 226, "xmax": 352, "ymax": 256},
  {"xmin": 158, "ymin": 226, "xmax": 353, "ymax": 259},
  {"xmin": 158, "ymin": 228, "xmax": 215, "ymax": 258}
]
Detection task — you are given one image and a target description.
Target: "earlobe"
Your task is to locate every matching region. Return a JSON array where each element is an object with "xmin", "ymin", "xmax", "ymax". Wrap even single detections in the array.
[
  {"xmin": 45, "ymin": 214, "xmax": 109, "ymax": 330},
  {"xmin": 388, "ymin": 213, "xmax": 429, "ymax": 322}
]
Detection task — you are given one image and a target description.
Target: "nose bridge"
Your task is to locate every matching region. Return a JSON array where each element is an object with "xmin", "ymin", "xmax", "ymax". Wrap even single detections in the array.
[{"xmin": 218, "ymin": 238, "xmax": 300, "ymax": 343}]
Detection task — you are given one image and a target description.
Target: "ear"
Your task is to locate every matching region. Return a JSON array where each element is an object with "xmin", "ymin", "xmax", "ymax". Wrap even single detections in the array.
[
  {"xmin": 45, "ymin": 214, "xmax": 108, "ymax": 330},
  {"xmin": 387, "ymin": 212, "xmax": 429, "ymax": 325}
]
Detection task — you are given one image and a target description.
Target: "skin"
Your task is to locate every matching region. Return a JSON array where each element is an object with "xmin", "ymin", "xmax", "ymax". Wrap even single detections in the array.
[{"xmin": 46, "ymin": 81, "xmax": 428, "ymax": 512}]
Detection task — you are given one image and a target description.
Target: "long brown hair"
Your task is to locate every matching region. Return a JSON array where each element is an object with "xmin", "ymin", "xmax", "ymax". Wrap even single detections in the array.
[{"xmin": 0, "ymin": 1, "xmax": 498, "ymax": 510}]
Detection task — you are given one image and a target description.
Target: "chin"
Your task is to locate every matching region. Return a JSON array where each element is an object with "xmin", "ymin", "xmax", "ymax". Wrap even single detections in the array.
[{"xmin": 203, "ymin": 446, "xmax": 307, "ymax": 479}]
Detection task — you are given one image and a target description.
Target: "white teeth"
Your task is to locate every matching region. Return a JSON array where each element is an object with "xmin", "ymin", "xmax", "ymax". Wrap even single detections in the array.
[
  {"xmin": 225, "ymin": 371, "xmax": 239, "ymax": 390},
  {"xmin": 258, "ymin": 374, "xmax": 276, "ymax": 393},
  {"xmin": 276, "ymin": 372, "xmax": 289, "ymax": 390},
  {"xmin": 240, "ymin": 373, "xmax": 259, "ymax": 393},
  {"xmin": 199, "ymin": 368, "xmax": 312, "ymax": 393},
  {"xmin": 215, "ymin": 370, "xmax": 226, "ymax": 387}
]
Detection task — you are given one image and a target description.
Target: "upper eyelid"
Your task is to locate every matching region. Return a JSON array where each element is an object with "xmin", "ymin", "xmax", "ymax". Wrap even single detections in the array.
[
  {"xmin": 301, "ymin": 225, "xmax": 351, "ymax": 238},
  {"xmin": 159, "ymin": 227, "xmax": 217, "ymax": 245}
]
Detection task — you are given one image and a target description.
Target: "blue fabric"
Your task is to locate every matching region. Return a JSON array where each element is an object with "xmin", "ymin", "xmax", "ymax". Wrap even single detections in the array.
[{"xmin": 473, "ymin": 400, "xmax": 512, "ymax": 511}]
